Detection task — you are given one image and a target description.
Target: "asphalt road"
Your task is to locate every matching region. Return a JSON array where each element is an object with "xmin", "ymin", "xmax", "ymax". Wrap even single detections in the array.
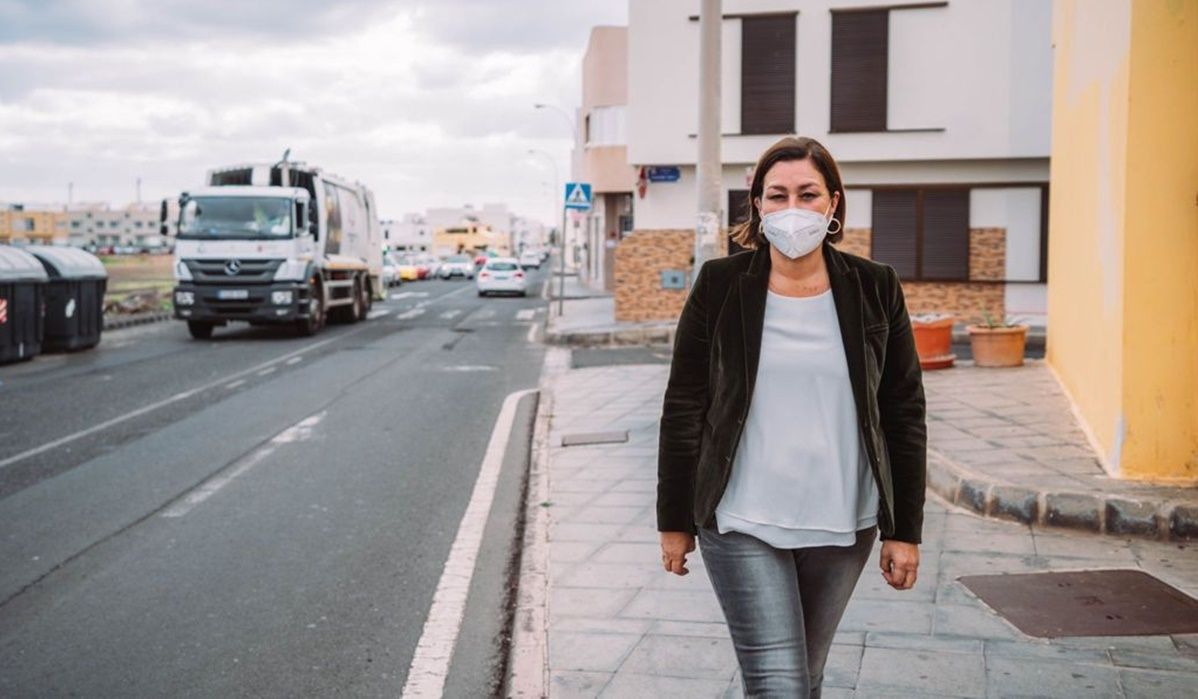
[{"xmin": 0, "ymin": 269, "xmax": 551, "ymax": 697}]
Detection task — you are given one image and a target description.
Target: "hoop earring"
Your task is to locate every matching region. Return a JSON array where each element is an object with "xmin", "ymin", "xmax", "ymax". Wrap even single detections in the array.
[{"xmin": 826, "ymin": 218, "xmax": 842, "ymax": 235}]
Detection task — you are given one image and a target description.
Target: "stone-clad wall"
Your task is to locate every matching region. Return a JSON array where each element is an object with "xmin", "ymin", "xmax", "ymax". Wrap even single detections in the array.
[
  {"xmin": 614, "ymin": 229, "xmax": 695, "ymax": 322},
  {"xmin": 615, "ymin": 227, "xmax": 1007, "ymax": 323},
  {"xmin": 833, "ymin": 227, "xmax": 1008, "ymax": 322}
]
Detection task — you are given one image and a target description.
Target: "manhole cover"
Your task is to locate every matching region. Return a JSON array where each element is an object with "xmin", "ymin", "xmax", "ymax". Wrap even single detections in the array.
[
  {"xmin": 560, "ymin": 431, "xmax": 629, "ymax": 447},
  {"xmin": 959, "ymin": 569, "xmax": 1198, "ymax": 638}
]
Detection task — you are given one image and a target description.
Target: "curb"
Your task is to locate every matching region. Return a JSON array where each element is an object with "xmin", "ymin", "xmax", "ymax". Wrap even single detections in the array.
[
  {"xmin": 103, "ymin": 311, "xmax": 173, "ymax": 331},
  {"xmin": 927, "ymin": 448, "xmax": 1196, "ymax": 541},
  {"xmin": 544, "ymin": 325, "xmax": 675, "ymax": 348},
  {"xmin": 505, "ymin": 348, "xmax": 569, "ymax": 698}
]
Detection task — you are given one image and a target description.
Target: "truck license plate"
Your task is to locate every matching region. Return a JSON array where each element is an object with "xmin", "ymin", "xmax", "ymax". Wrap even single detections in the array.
[{"xmin": 218, "ymin": 289, "xmax": 249, "ymax": 300}]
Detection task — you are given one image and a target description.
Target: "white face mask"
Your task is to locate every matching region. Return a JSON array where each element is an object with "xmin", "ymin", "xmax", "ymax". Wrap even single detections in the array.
[{"xmin": 760, "ymin": 203, "xmax": 840, "ymax": 259}]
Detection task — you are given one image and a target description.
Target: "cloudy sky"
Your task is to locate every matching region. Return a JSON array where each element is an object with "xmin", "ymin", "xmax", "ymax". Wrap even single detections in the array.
[{"xmin": 0, "ymin": 0, "xmax": 627, "ymax": 223}]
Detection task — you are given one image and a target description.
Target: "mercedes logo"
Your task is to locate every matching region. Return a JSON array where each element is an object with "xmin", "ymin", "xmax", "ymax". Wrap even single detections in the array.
[{"xmin": 224, "ymin": 259, "xmax": 242, "ymax": 275}]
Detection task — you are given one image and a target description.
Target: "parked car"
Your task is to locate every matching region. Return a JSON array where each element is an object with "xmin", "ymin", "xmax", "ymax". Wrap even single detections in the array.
[
  {"xmin": 396, "ymin": 255, "xmax": 420, "ymax": 282},
  {"xmin": 414, "ymin": 260, "xmax": 431, "ymax": 280},
  {"xmin": 519, "ymin": 250, "xmax": 542, "ymax": 270},
  {"xmin": 416, "ymin": 254, "xmax": 441, "ymax": 278},
  {"xmin": 382, "ymin": 252, "xmax": 401, "ymax": 288},
  {"xmin": 476, "ymin": 257, "xmax": 527, "ymax": 297},
  {"xmin": 439, "ymin": 254, "xmax": 475, "ymax": 280}
]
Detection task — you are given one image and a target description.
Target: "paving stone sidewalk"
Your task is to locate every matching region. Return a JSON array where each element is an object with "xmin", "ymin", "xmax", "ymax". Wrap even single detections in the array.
[{"xmin": 527, "ymin": 358, "xmax": 1198, "ymax": 698}]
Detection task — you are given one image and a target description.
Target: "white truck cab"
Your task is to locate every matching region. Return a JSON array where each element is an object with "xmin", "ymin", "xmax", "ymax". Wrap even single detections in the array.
[{"xmin": 169, "ymin": 161, "xmax": 382, "ymax": 339}]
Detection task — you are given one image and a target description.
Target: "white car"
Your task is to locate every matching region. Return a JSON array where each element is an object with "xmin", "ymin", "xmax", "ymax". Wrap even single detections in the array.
[
  {"xmin": 382, "ymin": 252, "xmax": 401, "ymax": 287},
  {"xmin": 476, "ymin": 257, "xmax": 527, "ymax": 297},
  {"xmin": 519, "ymin": 250, "xmax": 542, "ymax": 269},
  {"xmin": 439, "ymin": 254, "xmax": 475, "ymax": 280}
]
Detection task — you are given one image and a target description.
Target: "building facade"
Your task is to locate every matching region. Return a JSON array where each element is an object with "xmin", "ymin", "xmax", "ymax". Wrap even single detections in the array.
[
  {"xmin": 65, "ymin": 203, "xmax": 169, "ymax": 250},
  {"xmin": 623, "ymin": 0, "xmax": 1052, "ymax": 323},
  {"xmin": 573, "ymin": 26, "xmax": 638, "ymax": 292},
  {"xmin": 0, "ymin": 204, "xmax": 67, "ymax": 245},
  {"xmin": 1046, "ymin": 0, "xmax": 1197, "ymax": 483},
  {"xmin": 382, "ymin": 214, "xmax": 432, "ymax": 253}
]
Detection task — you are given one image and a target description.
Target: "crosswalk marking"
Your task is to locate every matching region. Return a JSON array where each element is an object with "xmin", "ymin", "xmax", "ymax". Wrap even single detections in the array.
[
  {"xmin": 439, "ymin": 310, "xmax": 462, "ymax": 320},
  {"xmin": 390, "ymin": 291, "xmax": 429, "ymax": 300},
  {"xmin": 396, "ymin": 308, "xmax": 426, "ymax": 320},
  {"xmin": 515, "ymin": 309, "xmax": 534, "ymax": 321}
]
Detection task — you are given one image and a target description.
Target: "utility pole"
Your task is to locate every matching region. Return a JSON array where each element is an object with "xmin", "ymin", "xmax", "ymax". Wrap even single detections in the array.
[
  {"xmin": 695, "ymin": 0, "xmax": 722, "ymax": 277},
  {"xmin": 136, "ymin": 177, "xmax": 142, "ymax": 205}
]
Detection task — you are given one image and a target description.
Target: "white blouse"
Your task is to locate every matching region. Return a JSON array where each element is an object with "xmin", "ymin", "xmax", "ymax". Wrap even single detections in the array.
[{"xmin": 714, "ymin": 289, "xmax": 879, "ymax": 548}]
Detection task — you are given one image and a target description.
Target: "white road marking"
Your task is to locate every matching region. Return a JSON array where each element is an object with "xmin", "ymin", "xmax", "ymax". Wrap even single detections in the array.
[
  {"xmin": 526, "ymin": 322, "xmax": 539, "ymax": 344},
  {"xmin": 0, "ymin": 330, "xmax": 352, "ymax": 472},
  {"xmin": 286, "ymin": 356, "xmax": 303, "ymax": 366},
  {"xmin": 439, "ymin": 310, "xmax": 462, "ymax": 320},
  {"xmin": 396, "ymin": 308, "xmax": 426, "ymax": 320},
  {"xmin": 226, "ymin": 379, "xmax": 246, "ymax": 390},
  {"xmin": 257, "ymin": 367, "xmax": 276, "ymax": 377},
  {"xmin": 439, "ymin": 365, "xmax": 497, "ymax": 372},
  {"xmin": 475, "ymin": 309, "xmax": 496, "ymax": 320},
  {"xmin": 161, "ymin": 412, "xmax": 326, "ymax": 517},
  {"xmin": 402, "ymin": 389, "xmax": 536, "ymax": 697},
  {"xmin": 366, "ymin": 309, "xmax": 390, "ymax": 320},
  {"xmin": 390, "ymin": 291, "xmax": 429, "ymax": 299},
  {"xmin": 515, "ymin": 309, "xmax": 534, "ymax": 321}
]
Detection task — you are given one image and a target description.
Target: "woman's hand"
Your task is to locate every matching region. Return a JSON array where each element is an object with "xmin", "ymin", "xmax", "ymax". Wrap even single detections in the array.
[
  {"xmin": 880, "ymin": 540, "xmax": 919, "ymax": 590},
  {"xmin": 660, "ymin": 531, "xmax": 696, "ymax": 576}
]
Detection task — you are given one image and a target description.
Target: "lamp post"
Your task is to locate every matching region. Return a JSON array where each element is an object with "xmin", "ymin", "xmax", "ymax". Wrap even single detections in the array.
[{"xmin": 528, "ymin": 148, "xmax": 567, "ymax": 316}]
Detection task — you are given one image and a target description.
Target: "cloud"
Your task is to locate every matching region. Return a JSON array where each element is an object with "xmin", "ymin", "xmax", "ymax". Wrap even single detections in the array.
[{"xmin": 0, "ymin": 1, "xmax": 628, "ymax": 223}]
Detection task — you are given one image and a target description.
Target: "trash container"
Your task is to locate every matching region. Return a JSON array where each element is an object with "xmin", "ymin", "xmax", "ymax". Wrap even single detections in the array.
[
  {"xmin": 26, "ymin": 245, "xmax": 108, "ymax": 351},
  {"xmin": 0, "ymin": 245, "xmax": 48, "ymax": 364}
]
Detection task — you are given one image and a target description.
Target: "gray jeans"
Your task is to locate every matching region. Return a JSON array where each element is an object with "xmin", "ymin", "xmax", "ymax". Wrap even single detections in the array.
[{"xmin": 698, "ymin": 525, "xmax": 877, "ymax": 698}]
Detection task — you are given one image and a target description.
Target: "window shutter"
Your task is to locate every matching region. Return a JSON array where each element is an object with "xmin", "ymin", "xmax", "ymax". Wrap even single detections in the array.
[
  {"xmin": 871, "ymin": 189, "xmax": 918, "ymax": 279},
  {"xmin": 831, "ymin": 10, "xmax": 888, "ymax": 132},
  {"xmin": 741, "ymin": 15, "xmax": 796, "ymax": 135},
  {"xmin": 920, "ymin": 189, "xmax": 969, "ymax": 280}
]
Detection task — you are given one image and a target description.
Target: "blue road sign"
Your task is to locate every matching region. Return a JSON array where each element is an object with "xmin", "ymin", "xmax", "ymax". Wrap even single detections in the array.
[
  {"xmin": 564, "ymin": 182, "xmax": 593, "ymax": 211},
  {"xmin": 646, "ymin": 166, "xmax": 680, "ymax": 182}
]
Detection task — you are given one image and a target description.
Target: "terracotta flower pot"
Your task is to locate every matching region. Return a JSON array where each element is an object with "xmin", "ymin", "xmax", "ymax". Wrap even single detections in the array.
[
  {"xmin": 911, "ymin": 316, "xmax": 956, "ymax": 370},
  {"xmin": 967, "ymin": 324, "xmax": 1029, "ymax": 367}
]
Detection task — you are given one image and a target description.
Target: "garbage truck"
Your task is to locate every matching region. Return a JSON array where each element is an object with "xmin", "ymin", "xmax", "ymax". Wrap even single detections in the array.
[{"xmin": 168, "ymin": 155, "xmax": 383, "ymax": 339}]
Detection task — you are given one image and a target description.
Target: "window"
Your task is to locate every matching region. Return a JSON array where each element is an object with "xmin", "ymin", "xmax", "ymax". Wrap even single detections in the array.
[
  {"xmin": 871, "ymin": 187, "xmax": 969, "ymax": 281},
  {"xmin": 586, "ymin": 106, "xmax": 626, "ymax": 146},
  {"xmin": 741, "ymin": 14, "xmax": 796, "ymax": 135},
  {"xmin": 830, "ymin": 4, "xmax": 947, "ymax": 133}
]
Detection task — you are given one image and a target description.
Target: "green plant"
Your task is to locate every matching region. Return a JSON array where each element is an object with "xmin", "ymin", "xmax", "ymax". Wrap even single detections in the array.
[{"xmin": 979, "ymin": 312, "xmax": 1024, "ymax": 329}]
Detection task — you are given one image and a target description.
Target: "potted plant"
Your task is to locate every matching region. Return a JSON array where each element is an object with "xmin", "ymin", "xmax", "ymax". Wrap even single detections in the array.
[
  {"xmin": 910, "ymin": 313, "xmax": 956, "ymax": 370},
  {"xmin": 968, "ymin": 312, "xmax": 1029, "ymax": 367}
]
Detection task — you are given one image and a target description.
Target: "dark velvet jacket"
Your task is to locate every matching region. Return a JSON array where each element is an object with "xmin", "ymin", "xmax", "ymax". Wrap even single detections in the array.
[{"xmin": 657, "ymin": 243, "xmax": 927, "ymax": 543}]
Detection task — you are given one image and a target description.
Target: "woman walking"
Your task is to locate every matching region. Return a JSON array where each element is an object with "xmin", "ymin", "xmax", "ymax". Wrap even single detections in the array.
[{"xmin": 657, "ymin": 136, "xmax": 927, "ymax": 697}]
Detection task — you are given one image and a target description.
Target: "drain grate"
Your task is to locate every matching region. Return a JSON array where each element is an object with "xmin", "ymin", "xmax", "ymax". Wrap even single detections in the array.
[
  {"xmin": 561, "ymin": 431, "xmax": 629, "ymax": 447},
  {"xmin": 959, "ymin": 569, "xmax": 1198, "ymax": 638}
]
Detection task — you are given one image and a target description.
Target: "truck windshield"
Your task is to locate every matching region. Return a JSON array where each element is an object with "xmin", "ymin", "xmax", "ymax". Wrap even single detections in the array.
[{"xmin": 178, "ymin": 197, "xmax": 293, "ymax": 239}]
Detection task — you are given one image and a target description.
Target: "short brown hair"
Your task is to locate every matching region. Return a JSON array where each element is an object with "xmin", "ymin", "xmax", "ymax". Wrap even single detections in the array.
[{"xmin": 730, "ymin": 136, "xmax": 847, "ymax": 249}]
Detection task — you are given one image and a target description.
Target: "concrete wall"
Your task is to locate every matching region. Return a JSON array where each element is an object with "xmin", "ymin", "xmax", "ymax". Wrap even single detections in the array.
[{"xmin": 1047, "ymin": 0, "xmax": 1198, "ymax": 483}]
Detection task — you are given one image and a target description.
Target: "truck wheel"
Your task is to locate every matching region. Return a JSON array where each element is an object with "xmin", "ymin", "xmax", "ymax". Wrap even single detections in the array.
[
  {"xmin": 187, "ymin": 321, "xmax": 214, "ymax": 339},
  {"xmin": 296, "ymin": 278, "xmax": 325, "ymax": 336},
  {"xmin": 360, "ymin": 276, "xmax": 373, "ymax": 318}
]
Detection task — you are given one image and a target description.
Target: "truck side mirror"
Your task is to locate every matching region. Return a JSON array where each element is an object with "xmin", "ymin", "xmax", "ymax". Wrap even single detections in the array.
[{"xmin": 309, "ymin": 202, "xmax": 319, "ymax": 240}]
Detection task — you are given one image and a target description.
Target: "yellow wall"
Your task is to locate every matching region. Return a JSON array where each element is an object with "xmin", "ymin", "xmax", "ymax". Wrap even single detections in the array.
[
  {"xmin": 1120, "ymin": 0, "xmax": 1198, "ymax": 481},
  {"xmin": 0, "ymin": 209, "xmax": 64, "ymax": 243},
  {"xmin": 1048, "ymin": 0, "xmax": 1198, "ymax": 482}
]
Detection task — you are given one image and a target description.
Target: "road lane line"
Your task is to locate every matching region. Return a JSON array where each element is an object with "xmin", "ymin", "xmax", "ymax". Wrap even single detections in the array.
[
  {"xmin": 161, "ymin": 412, "xmax": 326, "ymax": 517},
  {"xmin": 526, "ymin": 321, "xmax": 539, "ymax": 344},
  {"xmin": 367, "ymin": 309, "xmax": 390, "ymax": 320},
  {"xmin": 396, "ymin": 308, "xmax": 425, "ymax": 320},
  {"xmin": 257, "ymin": 367, "xmax": 276, "ymax": 377},
  {"xmin": 0, "ymin": 330, "xmax": 353, "ymax": 472},
  {"xmin": 402, "ymin": 389, "xmax": 536, "ymax": 697},
  {"xmin": 439, "ymin": 310, "xmax": 462, "ymax": 320},
  {"xmin": 0, "ymin": 282, "xmax": 475, "ymax": 472},
  {"xmin": 515, "ymin": 309, "xmax": 534, "ymax": 321},
  {"xmin": 285, "ymin": 356, "xmax": 302, "ymax": 366},
  {"xmin": 225, "ymin": 380, "xmax": 246, "ymax": 390}
]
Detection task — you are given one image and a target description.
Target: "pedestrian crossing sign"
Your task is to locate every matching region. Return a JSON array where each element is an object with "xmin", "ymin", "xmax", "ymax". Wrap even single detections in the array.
[{"xmin": 564, "ymin": 182, "xmax": 593, "ymax": 211}]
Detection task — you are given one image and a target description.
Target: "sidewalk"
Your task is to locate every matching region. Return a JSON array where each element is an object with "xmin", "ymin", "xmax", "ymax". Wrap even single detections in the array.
[{"xmin": 509, "ymin": 349, "xmax": 1198, "ymax": 698}]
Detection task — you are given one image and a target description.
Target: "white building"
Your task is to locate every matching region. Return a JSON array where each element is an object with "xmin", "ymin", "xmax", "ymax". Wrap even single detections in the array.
[
  {"xmin": 626, "ymin": 0, "xmax": 1052, "ymax": 324},
  {"xmin": 382, "ymin": 213, "xmax": 432, "ymax": 253},
  {"xmin": 65, "ymin": 202, "xmax": 170, "ymax": 250},
  {"xmin": 424, "ymin": 204, "xmax": 547, "ymax": 255}
]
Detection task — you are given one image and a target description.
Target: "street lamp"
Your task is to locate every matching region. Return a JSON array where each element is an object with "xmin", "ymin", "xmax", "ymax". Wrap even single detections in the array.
[{"xmin": 528, "ymin": 147, "xmax": 567, "ymax": 316}]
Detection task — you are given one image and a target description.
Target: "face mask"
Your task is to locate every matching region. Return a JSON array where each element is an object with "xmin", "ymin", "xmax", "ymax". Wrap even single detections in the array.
[{"xmin": 760, "ymin": 203, "xmax": 840, "ymax": 259}]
